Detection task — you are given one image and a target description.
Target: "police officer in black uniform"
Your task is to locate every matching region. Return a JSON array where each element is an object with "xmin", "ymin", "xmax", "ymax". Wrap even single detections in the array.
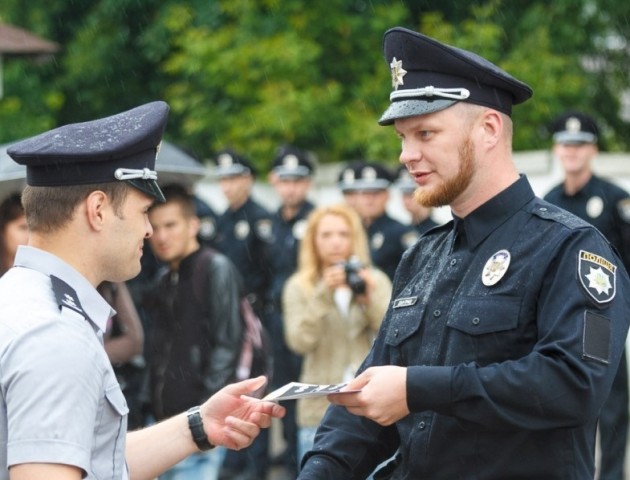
[
  {"xmin": 544, "ymin": 111, "xmax": 630, "ymax": 480},
  {"xmin": 338, "ymin": 160, "xmax": 418, "ymax": 280},
  {"xmin": 212, "ymin": 148, "xmax": 272, "ymax": 317},
  {"xmin": 212, "ymin": 148, "xmax": 272, "ymax": 480},
  {"xmin": 394, "ymin": 164, "xmax": 439, "ymax": 235},
  {"xmin": 265, "ymin": 144, "xmax": 316, "ymax": 476},
  {"xmin": 297, "ymin": 27, "xmax": 630, "ymax": 479}
]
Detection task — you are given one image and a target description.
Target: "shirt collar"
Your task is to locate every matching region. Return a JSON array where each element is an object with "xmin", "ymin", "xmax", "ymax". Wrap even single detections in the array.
[
  {"xmin": 13, "ymin": 245, "xmax": 114, "ymax": 332},
  {"xmin": 455, "ymin": 175, "xmax": 535, "ymax": 249}
]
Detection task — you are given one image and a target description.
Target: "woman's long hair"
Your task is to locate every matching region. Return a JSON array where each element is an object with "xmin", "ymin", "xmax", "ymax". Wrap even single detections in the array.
[{"xmin": 295, "ymin": 203, "xmax": 371, "ymax": 291}]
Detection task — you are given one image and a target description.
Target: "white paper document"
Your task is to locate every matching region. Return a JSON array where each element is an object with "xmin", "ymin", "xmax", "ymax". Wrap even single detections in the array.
[{"xmin": 262, "ymin": 381, "xmax": 361, "ymax": 401}]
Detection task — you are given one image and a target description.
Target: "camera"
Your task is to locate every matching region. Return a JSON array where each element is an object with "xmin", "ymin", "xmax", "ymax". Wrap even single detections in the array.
[{"xmin": 342, "ymin": 256, "xmax": 367, "ymax": 295}]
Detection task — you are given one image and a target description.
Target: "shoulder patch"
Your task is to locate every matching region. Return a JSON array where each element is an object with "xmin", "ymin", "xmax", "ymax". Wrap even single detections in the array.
[
  {"xmin": 578, "ymin": 250, "xmax": 617, "ymax": 304},
  {"xmin": 50, "ymin": 275, "xmax": 86, "ymax": 317}
]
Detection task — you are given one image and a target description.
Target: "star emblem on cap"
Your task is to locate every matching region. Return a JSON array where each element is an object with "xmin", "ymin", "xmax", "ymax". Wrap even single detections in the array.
[
  {"xmin": 565, "ymin": 117, "xmax": 582, "ymax": 134},
  {"xmin": 218, "ymin": 153, "xmax": 234, "ymax": 167},
  {"xmin": 390, "ymin": 57, "xmax": 407, "ymax": 90}
]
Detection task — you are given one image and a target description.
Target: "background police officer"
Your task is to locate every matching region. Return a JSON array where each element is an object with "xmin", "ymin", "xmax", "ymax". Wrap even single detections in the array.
[
  {"xmin": 544, "ymin": 111, "xmax": 630, "ymax": 480},
  {"xmin": 265, "ymin": 144, "xmax": 316, "ymax": 476},
  {"xmin": 393, "ymin": 164, "xmax": 439, "ymax": 235},
  {"xmin": 338, "ymin": 160, "xmax": 418, "ymax": 280}
]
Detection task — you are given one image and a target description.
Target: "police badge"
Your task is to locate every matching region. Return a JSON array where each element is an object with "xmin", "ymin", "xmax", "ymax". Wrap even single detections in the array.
[{"xmin": 578, "ymin": 250, "xmax": 616, "ymax": 304}]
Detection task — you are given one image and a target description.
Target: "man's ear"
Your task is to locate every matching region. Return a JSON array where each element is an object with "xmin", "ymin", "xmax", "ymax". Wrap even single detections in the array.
[
  {"xmin": 84, "ymin": 190, "xmax": 109, "ymax": 231},
  {"xmin": 479, "ymin": 109, "xmax": 502, "ymax": 149}
]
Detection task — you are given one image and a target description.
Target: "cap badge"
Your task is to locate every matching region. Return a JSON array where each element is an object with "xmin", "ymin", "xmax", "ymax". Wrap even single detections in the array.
[
  {"xmin": 362, "ymin": 166, "xmax": 377, "ymax": 181},
  {"xmin": 565, "ymin": 117, "xmax": 582, "ymax": 134},
  {"xmin": 283, "ymin": 154, "xmax": 299, "ymax": 170},
  {"xmin": 218, "ymin": 153, "xmax": 234, "ymax": 167},
  {"xmin": 390, "ymin": 57, "xmax": 407, "ymax": 90},
  {"xmin": 578, "ymin": 250, "xmax": 616, "ymax": 304},
  {"xmin": 342, "ymin": 169, "xmax": 356, "ymax": 184},
  {"xmin": 482, "ymin": 249, "xmax": 511, "ymax": 286}
]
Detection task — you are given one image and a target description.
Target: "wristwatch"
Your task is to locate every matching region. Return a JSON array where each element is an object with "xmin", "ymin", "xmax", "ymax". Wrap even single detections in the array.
[{"xmin": 186, "ymin": 406, "xmax": 214, "ymax": 451}]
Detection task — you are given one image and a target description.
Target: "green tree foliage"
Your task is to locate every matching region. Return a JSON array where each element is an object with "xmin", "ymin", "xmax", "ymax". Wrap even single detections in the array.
[{"xmin": 0, "ymin": 0, "xmax": 628, "ymax": 171}]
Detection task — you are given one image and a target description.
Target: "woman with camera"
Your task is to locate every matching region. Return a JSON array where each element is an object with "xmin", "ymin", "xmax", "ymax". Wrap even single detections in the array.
[{"xmin": 282, "ymin": 203, "xmax": 392, "ymax": 467}]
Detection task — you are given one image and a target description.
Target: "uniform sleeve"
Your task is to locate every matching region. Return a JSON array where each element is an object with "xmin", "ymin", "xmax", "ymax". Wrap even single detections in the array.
[
  {"xmin": 4, "ymin": 314, "xmax": 104, "ymax": 474},
  {"xmin": 202, "ymin": 253, "xmax": 244, "ymax": 396},
  {"xmin": 407, "ymin": 228, "xmax": 630, "ymax": 430},
  {"xmin": 282, "ymin": 276, "xmax": 331, "ymax": 355}
]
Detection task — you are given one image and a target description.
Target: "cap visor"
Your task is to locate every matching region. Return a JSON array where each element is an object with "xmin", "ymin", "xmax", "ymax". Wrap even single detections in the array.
[
  {"xmin": 126, "ymin": 179, "xmax": 166, "ymax": 202},
  {"xmin": 378, "ymin": 99, "xmax": 457, "ymax": 126}
]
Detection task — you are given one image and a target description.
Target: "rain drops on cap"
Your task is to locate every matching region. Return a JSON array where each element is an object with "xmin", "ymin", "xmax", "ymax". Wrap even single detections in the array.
[
  {"xmin": 7, "ymin": 101, "xmax": 169, "ymax": 202},
  {"xmin": 378, "ymin": 27, "xmax": 533, "ymax": 125},
  {"xmin": 337, "ymin": 160, "xmax": 393, "ymax": 192},
  {"xmin": 272, "ymin": 144, "xmax": 315, "ymax": 178},
  {"xmin": 213, "ymin": 148, "xmax": 256, "ymax": 178},
  {"xmin": 551, "ymin": 111, "xmax": 599, "ymax": 145}
]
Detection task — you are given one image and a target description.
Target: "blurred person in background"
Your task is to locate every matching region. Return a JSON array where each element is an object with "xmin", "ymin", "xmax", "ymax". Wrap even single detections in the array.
[
  {"xmin": 282, "ymin": 203, "xmax": 391, "ymax": 467},
  {"xmin": 393, "ymin": 165, "xmax": 439, "ymax": 235},
  {"xmin": 264, "ymin": 144, "xmax": 317, "ymax": 477},
  {"xmin": 212, "ymin": 148, "xmax": 273, "ymax": 480},
  {"xmin": 0, "ymin": 193, "xmax": 28, "ymax": 276},
  {"xmin": 146, "ymin": 184, "xmax": 244, "ymax": 480},
  {"xmin": 338, "ymin": 160, "xmax": 418, "ymax": 280},
  {"xmin": 544, "ymin": 111, "xmax": 630, "ymax": 480}
]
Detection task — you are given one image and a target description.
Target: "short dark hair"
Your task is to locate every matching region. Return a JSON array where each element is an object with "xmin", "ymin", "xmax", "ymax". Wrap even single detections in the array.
[
  {"xmin": 150, "ymin": 183, "xmax": 196, "ymax": 218},
  {"xmin": 22, "ymin": 182, "xmax": 130, "ymax": 233}
]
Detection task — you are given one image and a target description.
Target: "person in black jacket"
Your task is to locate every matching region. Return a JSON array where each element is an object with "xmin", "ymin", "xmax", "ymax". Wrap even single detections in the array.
[
  {"xmin": 146, "ymin": 184, "xmax": 244, "ymax": 480},
  {"xmin": 297, "ymin": 27, "xmax": 630, "ymax": 480}
]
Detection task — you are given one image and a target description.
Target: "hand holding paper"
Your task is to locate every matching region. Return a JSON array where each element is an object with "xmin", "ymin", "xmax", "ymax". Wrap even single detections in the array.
[{"xmin": 328, "ymin": 365, "xmax": 409, "ymax": 426}]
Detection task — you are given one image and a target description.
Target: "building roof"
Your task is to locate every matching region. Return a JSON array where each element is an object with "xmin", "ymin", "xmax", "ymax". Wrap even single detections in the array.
[{"xmin": 0, "ymin": 22, "xmax": 59, "ymax": 55}]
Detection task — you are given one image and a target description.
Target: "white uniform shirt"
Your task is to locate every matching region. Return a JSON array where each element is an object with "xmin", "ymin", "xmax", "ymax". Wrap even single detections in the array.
[{"xmin": 0, "ymin": 246, "xmax": 129, "ymax": 479}]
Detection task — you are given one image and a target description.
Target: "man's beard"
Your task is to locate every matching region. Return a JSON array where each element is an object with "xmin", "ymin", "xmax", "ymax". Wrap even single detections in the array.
[{"xmin": 414, "ymin": 136, "xmax": 475, "ymax": 208}]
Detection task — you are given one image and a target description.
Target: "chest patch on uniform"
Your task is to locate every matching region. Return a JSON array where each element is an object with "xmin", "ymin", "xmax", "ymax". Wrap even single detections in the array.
[
  {"xmin": 292, "ymin": 219, "xmax": 308, "ymax": 240},
  {"xmin": 586, "ymin": 196, "xmax": 604, "ymax": 218},
  {"xmin": 371, "ymin": 232, "xmax": 384, "ymax": 250},
  {"xmin": 234, "ymin": 220, "xmax": 250, "ymax": 239},
  {"xmin": 393, "ymin": 296, "xmax": 418, "ymax": 308},
  {"xmin": 481, "ymin": 249, "xmax": 511, "ymax": 286},
  {"xmin": 578, "ymin": 250, "xmax": 616, "ymax": 304},
  {"xmin": 582, "ymin": 311, "xmax": 610, "ymax": 364},
  {"xmin": 255, "ymin": 219, "xmax": 273, "ymax": 240},
  {"xmin": 50, "ymin": 275, "xmax": 86, "ymax": 317}
]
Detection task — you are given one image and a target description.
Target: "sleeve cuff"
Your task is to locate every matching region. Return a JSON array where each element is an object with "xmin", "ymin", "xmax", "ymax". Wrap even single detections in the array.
[{"xmin": 406, "ymin": 365, "xmax": 453, "ymax": 412}]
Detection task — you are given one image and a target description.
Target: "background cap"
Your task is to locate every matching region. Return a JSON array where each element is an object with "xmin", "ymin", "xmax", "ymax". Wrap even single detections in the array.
[
  {"xmin": 393, "ymin": 165, "xmax": 416, "ymax": 194},
  {"xmin": 7, "ymin": 101, "xmax": 169, "ymax": 202},
  {"xmin": 337, "ymin": 160, "xmax": 393, "ymax": 192},
  {"xmin": 212, "ymin": 148, "xmax": 256, "ymax": 177},
  {"xmin": 551, "ymin": 111, "xmax": 599, "ymax": 145},
  {"xmin": 379, "ymin": 27, "xmax": 533, "ymax": 125},
  {"xmin": 271, "ymin": 144, "xmax": 315, "ymax": 178}
]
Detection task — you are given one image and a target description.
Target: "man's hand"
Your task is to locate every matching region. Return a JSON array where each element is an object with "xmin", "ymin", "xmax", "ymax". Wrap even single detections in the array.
[
  {"xmin": 328, "ymin": 366, "xmax": 409, "ymax": 426},
  {"xmin": 201, "ymin": 376, "xmax": 286, "ymax": 450}
]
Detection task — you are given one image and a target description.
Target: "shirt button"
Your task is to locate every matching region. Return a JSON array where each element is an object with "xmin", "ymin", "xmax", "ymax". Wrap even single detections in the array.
[
  {"xmin": 450, "ymin": 259, "xmax": 457, "ymax": 266},
  {"xmin": 433, "ymin": 310, "xmax": 441, "ymax": 317},
  {"xmin": 394, "ymin": 328, "xmax": 399, "ymax": 337},
  {"xmin": 539, "ymin": 207, "xmax": 548, "ymax": 212},
  {"xmin": 472, "ymin": 317, "xmax": 480, "ymax": 325},
  {"xmin": 418, "ymin": 421, "xmax": 426, "ymax": 429}
]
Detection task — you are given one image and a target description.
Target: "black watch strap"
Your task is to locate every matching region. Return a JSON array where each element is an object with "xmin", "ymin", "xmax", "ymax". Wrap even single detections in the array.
[{"xmin": 187, "ymin": 406, "xmax": 214, "ymax": 451}]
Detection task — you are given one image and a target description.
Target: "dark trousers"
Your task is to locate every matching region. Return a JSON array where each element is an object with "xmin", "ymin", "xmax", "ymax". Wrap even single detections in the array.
[{"xmin": 599, "ymin": 349, "xmax": 629, "ymax": 480}]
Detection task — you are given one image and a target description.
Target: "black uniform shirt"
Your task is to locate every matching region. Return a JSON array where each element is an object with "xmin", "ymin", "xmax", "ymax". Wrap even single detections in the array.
[
  {"xmin": 214, "ymin": 197, "xmax": 271, "ymax": 301},
  {"xmin": 367, "ymin": 214, "xmax": 419, "ymax": 280},
  {"xmin": 266, "ymin": 200, "xmax": 315, "ymax": 306},
  {"xmin": 545, "ymin": 175, "xmax": 630, "ymax": 270},
  {"xmin": 299, "ymin": 176, "xmax": 630, "ymax": 480}
]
